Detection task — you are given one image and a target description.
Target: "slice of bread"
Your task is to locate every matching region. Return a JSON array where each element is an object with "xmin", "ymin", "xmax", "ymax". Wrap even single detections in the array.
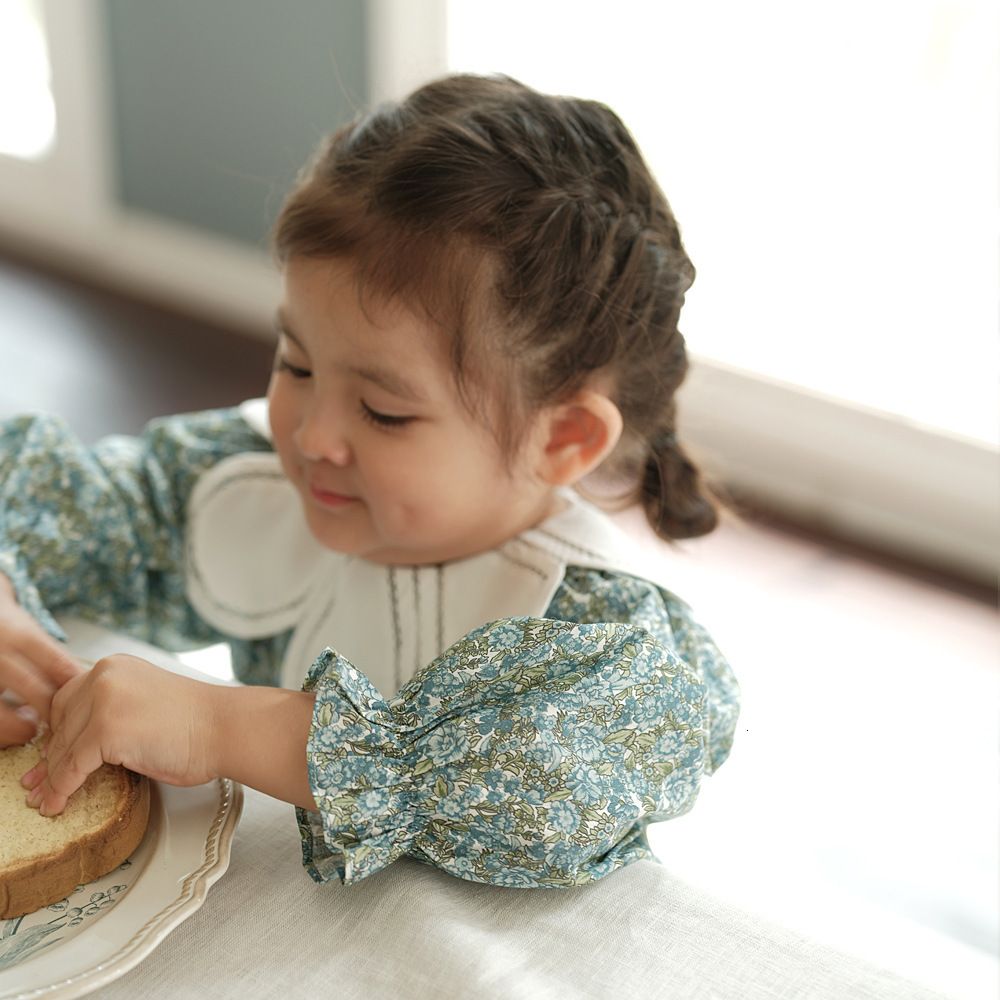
[{"xmin": 0, "ymin": 738, "xmax": 150, "ymax": 919}]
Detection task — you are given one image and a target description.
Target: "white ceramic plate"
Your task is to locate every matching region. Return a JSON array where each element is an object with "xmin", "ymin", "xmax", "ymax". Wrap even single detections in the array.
[{"xmin": 0, "ymin": 776, "xmax": 242, "ymax": 1000}]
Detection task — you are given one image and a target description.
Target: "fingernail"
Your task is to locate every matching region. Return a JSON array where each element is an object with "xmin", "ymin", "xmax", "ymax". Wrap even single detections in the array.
[
  {"xmin": 15, "ymin": 706, "xmax": 38, "ymax": 724},
  {"xmin": 20, "ymin": 766, "xmax": 39, "ymax": 788}
]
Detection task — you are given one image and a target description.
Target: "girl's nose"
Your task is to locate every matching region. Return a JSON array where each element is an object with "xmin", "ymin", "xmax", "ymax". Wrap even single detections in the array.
[{"xmin": 293, "ymin": 406, "xmax": 352, "ymax": 466}]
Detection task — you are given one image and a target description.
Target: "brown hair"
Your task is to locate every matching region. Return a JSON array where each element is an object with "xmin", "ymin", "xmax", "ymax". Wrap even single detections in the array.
[{"xmin": 274, "ymin": 73, "xmax": 718, "ymax": 540}]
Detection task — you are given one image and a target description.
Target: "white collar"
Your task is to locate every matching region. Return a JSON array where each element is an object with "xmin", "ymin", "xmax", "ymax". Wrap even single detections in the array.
[{"xmin": 186, "ymin": 403, "xmax": 667, "ymax": 691}]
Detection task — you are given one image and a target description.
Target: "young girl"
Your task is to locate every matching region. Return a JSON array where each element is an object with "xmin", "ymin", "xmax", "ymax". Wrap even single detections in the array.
[{"xmin": 0, "ymin": 74, "xmax": 738, "ymax": 889}]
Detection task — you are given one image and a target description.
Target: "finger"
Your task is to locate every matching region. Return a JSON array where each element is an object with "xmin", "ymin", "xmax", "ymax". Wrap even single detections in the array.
[
  {"xmin": 0, "ymin": 650, "xmax": 60, "ymax": 723},
  {"xmin": 49, "ymin": 671, "xmax": 86, "ymax": 735},
  {"xmin": 19, "ymin": 631, "xmax": 84, "ymax": 689},
  {"xmin": 24, "ymin": 758, "xmax": 48, "ymax": 804},
  {"xmin": 0, "ymin": 701, "xmax": 37, "ymax": 748},
  {"xmin": 21, "ymin": 756, "xmax": 46, "ymax": 790},
  {"xmin": 37, "ymin": 675, "xmax": 90, "ymax": 789},
  {"xmin": 34, "ymin": 723, "xmax": 105, "ymax": 817}
]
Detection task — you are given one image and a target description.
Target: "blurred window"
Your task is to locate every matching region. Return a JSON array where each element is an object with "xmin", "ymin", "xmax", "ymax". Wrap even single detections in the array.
[
  {"xmin": 446, "ymin": 0, "xmax": 998, "ymax": 447},
  {"xmin": 0, "ymin": 0, "xmax": 56, "ymax": 160}
]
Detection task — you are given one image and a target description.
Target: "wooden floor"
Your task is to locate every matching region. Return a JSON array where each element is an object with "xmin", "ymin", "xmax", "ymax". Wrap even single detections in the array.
[
  {"xmin": 0, "ymin": 250, "xmax": 275, "ymax": 444},
  {"xmin": 1, "ymin": 248, "xmax": 997, "ymax": 994}
]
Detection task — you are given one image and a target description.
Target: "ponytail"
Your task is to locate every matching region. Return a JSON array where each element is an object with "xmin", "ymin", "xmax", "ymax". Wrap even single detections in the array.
[{"xmin": 639, "ymin": 429, "xmax": 719, "ymax": 540}]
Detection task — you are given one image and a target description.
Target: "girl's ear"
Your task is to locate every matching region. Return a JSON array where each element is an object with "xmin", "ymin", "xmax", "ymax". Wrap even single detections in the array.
[{"xmin": 535, "ymin": 391, "xmax": 624, "ymax": 486}]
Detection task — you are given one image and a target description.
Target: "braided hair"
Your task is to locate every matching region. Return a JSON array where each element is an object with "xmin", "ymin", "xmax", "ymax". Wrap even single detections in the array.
[{"xmin": 274, "ymin": 74, "xmax": 718, "ymax": 540}]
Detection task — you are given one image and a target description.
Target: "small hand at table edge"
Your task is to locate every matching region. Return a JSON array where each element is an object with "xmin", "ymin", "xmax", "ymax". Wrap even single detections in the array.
[{"xmin": 20, "ymin": 653, "xmax": 319, "ymax": 816}]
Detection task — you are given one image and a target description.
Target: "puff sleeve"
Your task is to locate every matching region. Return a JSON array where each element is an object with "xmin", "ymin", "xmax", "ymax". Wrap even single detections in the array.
[{"xmin": 297, "ymin": 572, "xmax": 738, "ymax": 889}]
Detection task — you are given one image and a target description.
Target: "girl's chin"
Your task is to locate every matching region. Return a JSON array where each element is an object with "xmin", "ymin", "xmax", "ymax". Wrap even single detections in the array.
[{"xmin": 303, "ymin": 511, "xmax": 363, "ymax": 551}]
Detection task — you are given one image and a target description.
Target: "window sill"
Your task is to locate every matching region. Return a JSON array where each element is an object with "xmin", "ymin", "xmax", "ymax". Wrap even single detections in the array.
[{"xmin": 679, "ymin": 357, "xmax": 999, "ymax": 586}]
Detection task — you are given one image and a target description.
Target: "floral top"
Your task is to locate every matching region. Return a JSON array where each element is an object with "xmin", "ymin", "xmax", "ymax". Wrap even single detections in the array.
[{"xmin": 0, "ymin": 408, "xmax": 739, "ymax": 889}]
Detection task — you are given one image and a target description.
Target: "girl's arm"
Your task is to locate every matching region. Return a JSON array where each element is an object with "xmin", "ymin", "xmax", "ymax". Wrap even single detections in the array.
[
  {"xmin": 211, "ymin": 682, "xmax": 318, "ymax": 811},
  {"xmin": 294, "ymin": 582, "xmax": 737, "ymax": 889},
  {"xmin": 26, "ymin": 570, "xmax": 737, "ymax": 890},
  {"xmin": 0, "ymin": 409, "xmax": 271, "ymax": 651},
  {"xmin": 23, "ymin": 654, "xmax": 319, "ymax": 814}
]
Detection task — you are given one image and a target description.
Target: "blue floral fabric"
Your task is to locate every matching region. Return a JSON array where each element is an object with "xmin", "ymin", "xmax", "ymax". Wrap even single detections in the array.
[
  {"xmin": 0, "ymin": 409, "xmax": 739, "ymax": 889},
  {"xmin": 297, "ymin": 594, "xmax": 736, "ymax": 888},
  {"xmin": 0, "ymin": 410, "xmax": 282, "ymax": 682}
]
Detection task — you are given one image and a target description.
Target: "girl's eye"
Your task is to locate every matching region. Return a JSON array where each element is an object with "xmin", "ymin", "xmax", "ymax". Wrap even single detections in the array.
[
  {"xmin": 275, "ymin": 357, "xmax": 311, "ymax": 379},
  {"xmin": 360, "ymin": 401, "xmax": 413, "ymax": 429}
]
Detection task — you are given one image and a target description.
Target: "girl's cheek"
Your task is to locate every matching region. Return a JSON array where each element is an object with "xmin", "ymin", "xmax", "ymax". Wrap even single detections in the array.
[{"xmin": 267, "ymin": 387, "xmax": 296, "ymax": 450}]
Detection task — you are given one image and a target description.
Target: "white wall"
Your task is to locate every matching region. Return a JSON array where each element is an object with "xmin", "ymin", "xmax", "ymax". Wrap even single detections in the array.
[{"xmin": 0, "ymin": 0, "xmax": 996, "ymax": 583}]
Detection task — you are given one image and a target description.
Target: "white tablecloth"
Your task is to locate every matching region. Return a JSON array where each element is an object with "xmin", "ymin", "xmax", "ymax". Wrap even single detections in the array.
[
  {"xmin": 95, "ymin": 786, "xmax": 951, "ymax": 1000},
  {"xmin": 61, "ymin": 622, "xmax": 952, "ymax": 1000}
]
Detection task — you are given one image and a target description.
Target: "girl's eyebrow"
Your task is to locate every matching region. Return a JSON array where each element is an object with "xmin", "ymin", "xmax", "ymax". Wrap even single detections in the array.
[
  {"xmin": 348, "ymin": 363, "xmax": 428, "ymax": 405},
  {"xmin": 274, "ymin": 311, "xmax": 428, "ymax": 405},
  {"xmin": 274, "ymin": 311, "xmax": 304, "ymax": 347}
]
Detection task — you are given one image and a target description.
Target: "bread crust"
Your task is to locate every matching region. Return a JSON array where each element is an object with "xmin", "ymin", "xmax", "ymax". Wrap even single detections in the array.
[{"xmin": 0, "ymin": 765, "xmax": 151, "ymax": 920}]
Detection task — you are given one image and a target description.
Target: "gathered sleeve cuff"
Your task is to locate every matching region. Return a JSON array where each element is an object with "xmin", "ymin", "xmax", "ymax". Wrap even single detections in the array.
[
  {"xmin": 659, "ymin": 594, "xmax": 740, "ymax": 775},
  {"xmin": 295, "ymin": 615, "xmax": 708, "ymax": 889}
]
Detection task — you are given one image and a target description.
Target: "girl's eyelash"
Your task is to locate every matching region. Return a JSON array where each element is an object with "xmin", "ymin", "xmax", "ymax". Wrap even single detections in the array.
[
  {"xmin": 275, "ymin": 357, "xmax": 412, "ymax": 428},
  {"xmin": 275, "ymin": 357, "xmax": 311, "ymax": 379},
  {"xmin": 360, "ymin": 401, "xmax": 413, "ymax": 429}
]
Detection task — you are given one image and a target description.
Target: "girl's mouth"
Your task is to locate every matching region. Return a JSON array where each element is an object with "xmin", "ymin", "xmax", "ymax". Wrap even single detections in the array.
[{"xmin": 309, "ymin": 485, "xmax": 356, "ymax": 508}]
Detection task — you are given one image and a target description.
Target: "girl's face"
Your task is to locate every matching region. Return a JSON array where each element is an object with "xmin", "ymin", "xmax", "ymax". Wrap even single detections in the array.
[{"xmin": 267, "ymin": 257, "xmax": 558, "ymax": 565}]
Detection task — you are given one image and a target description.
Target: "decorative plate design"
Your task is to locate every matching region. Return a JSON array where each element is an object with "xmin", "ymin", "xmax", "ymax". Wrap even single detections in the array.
[{"xmin": 0, "ymin": 777, "xmax": 242, "ymax": 999}]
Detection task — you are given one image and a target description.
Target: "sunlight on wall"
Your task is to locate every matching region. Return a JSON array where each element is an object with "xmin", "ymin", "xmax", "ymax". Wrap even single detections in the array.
[
  {"xmin": 447, "ymin": 0, "xmax": 999, "ymax": 447},
  {"xmin": 0, "ymin": 0, "xmax": 56, "ymax": 161}
]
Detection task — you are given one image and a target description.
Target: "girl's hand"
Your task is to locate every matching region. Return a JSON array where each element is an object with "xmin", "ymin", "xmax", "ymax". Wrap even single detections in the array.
[
  {"xmin": 21, "ymin": 654, "xmax": 222, "ymax": 817},
  {"xmin": 0, "ymin": 574, "xmax": 83, "ymax": 747}
]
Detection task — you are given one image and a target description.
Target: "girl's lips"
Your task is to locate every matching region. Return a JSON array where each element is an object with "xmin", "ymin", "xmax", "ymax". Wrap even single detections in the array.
[{"xmin": 309, "ymin": 485, "xmax": 356, "ymax": 508}]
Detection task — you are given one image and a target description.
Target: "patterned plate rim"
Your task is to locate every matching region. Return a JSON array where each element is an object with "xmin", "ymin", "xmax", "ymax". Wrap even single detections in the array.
[{"xmin": 0, "ymin": 777, "xmax": 243, "ymax": 1000}]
